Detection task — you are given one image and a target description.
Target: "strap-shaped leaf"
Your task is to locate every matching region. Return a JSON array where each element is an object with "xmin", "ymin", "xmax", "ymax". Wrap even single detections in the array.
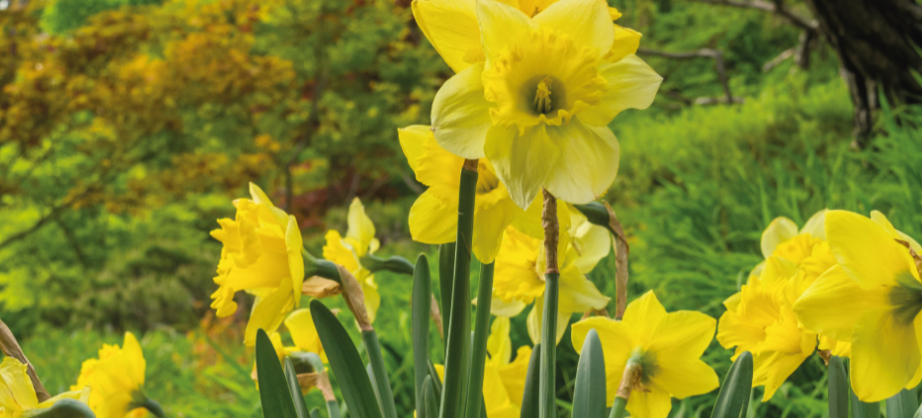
[
  {"xmin": 438, "ymin": 242, "xmax": 455, "ymax": 351},
  {"xmin": 520, "ymin": 344, "xmax": 542, "ymax": 418},
  {"xmin": 284, "ymin": 358, "xmax": 310, "ymax": 418},
  {"xmin": 427, "ymin": 359, "xmax": 443, "ymax": 401},
  {"xmin": 419, "ymin": 375, "xmax": 440, "ymax": 418},
  {"xmin": 310, "ymin": 300, "xmax": 384, "ymax": 418},
  {"xmin": 827, "ymin": 356, "xmax": 848, "ymax": 418},
  {"xmin": 363, "ymin": 330, "xmax": 398, "ymax": 418},
  {"xmin": 413, "ymin": 254, "xmax": 432, "ymax": 414},
  {"xmin": 851, "ymin": 386, "xmax": 880, "ymax": 418},
  {"xmin": 572, "ymin": 329, "xmax": 606, "ymax": 418},
  {"xmin": 465, "ymin": 262, "xmax": 495, "ymax": 418},
  {"xmin": 255, "ymin": 329, "xmax": 300, "ymax": 418},
  {"xmin": 310, "ymin": 409, "xmax": 322, "ymax": 418},
  {"xmin": 887, "ymin": 389, "xmax": 919, "ymax": 418},
  {"xmin": 710, "ymin": 351, "xmax": 753, "ymax": 418}
]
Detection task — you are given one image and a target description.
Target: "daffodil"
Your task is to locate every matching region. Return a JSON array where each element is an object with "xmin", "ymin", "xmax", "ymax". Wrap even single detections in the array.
[
  {"xmin": 492, "ymin": 205, "xmax": 611, "ymax": 344},
  {"xmin": 72, "ymin": 332, "xmax": 149, "ymax": 418},
  {"xmin": 398, "ymin": 125, "xmax": 541, "ymax": 263},
  {"xmin": 793, "ymin": 210, "xmax": 922, "ymax": 402},
  {"xmin": 414, "ymin": 0, "xmax": 661, "ymax": 208},
  {"xmin": 322, "ymin": 198, "xmax": 382, "ymax": 323},
  {"xmin": 284, "ymin": 308, "xmax": 327, "ymax": 362},
  {"xmin": 210, "ymin": 183, "xmax": 305, "ymax": 346},
  {"xmin": 0, "ymin": 357, "xmax": 90, "ymax": 418},
  {"xmin": 572, "ymin": 291, "xmax": 718, "ymax": 418}
]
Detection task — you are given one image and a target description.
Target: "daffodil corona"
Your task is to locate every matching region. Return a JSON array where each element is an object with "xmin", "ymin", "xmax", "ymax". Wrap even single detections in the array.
[
  {"xmin": 412, "ymin": 0, "xmax": 662, "ymax": 208},
  {"xmin": 72, "ymin": 332, "xmax": 149, "ymax": 418},
  {"xmin": 572, "ymin": 292, "xmax": 718, "ymax": 418}
]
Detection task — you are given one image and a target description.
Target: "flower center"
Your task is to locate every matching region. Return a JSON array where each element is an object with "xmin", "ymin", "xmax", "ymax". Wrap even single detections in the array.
[
  {"xmin": 533, "ymin": 76, "xmax": 554, "ymax": 114},
  {"xmin": 476, "ymin": 160, "xmax": 501, "ymax": 195}
]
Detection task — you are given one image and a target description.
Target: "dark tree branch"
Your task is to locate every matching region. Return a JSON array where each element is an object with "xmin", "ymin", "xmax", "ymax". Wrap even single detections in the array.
[{"xmin": 637, "ymin": 48, "xmax": 738, "ymax": 105}]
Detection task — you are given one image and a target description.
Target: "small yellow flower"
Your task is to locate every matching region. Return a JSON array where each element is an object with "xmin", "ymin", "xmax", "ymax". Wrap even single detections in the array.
[
  {"xmin": 72, "ymin": 332, "xmax": 148, "ymax": 418},
  {"xmin": 210, "ymin": 183, "xmax": 305, "ymax": 346},
  {"xmin": 284, "ymin": 308, "xmax": 328, "ymax": 363},
  {"xmin": 414, "ymin": 0, "xmax": 661, "ymax": 208},
  {"xmin": 793, "ymin": 210, "xmax": 922, "ymax": 402},
  {"xmin": 571, "ymin": 292, "xmax": 718, "ymax": 418},
  {"xmin": 0, "ymin": 357, "xmax": 91, "ymax": 418},
  {"xmin": 398, "ymin": 125, "xmax": 540, "ymax": 263},
  {"xmin": 323, "ymin": 198, "xmax": 381, "ymax": 323}
]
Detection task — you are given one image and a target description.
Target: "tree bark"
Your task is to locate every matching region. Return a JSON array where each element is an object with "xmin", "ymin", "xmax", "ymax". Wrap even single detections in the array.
[{"xmin": 803, "ymin": 0, "xmax": 922, "ymax": 145}]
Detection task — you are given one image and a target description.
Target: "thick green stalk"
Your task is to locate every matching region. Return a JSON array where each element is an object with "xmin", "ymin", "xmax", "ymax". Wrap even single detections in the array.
[
  {"xmin": 465, "ymin": 262, "xmax": 495, "ymax": 418},
  {"xmin": 361, "ymin": 254, "xmax": 415, "ymax": 275},
  {"xmin": 887, "ymin": 389, "xmax": 918, "ymax": 418},
  {"xmin": 439, "ymin": 162, "xmax": 478, "ymax": 418},
  {"xmin": 412, "ymin": 255, "xmax": 432, "ymax": 415},
  {"xmin": 363, "ymin": 330, "xmax": 399, "ymax": 418},
  {"xmin": 609, "ymin": 396, "xmax": 628, "ymax": 418},
  {"xmin": 539, "ymin": 189, "xmax": 560, "ymax": 418},
  {"xmin": 302, "ymin": 248, "xmax": 341, "ymax": 282},
  {"xmin": 849, "ymin": 383, "xmax": 880, "ymax": 418},
  {"xmin": 827, "ymin": 356, "xmax": 848, "ymax": 418},
  {"xmin": 439, "ymin": 242, "xmax": 456, "ymax": 351}
]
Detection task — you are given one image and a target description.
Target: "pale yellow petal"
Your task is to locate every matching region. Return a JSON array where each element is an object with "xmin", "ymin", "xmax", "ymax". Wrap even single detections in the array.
[
  {"xmin": 485, "ymin": 124, "xmax": 560, "ymax": 210},
  {"xmin": 850, "ymin": 308, "xmax": 921, "ymax": 402},
  {"xmin": 475, "ymin": 0, "xmax": 535, "ymax": 64},
  {"xmin": 285, "ymin": 308, "xmax": 326, "ymax": 362},
  {"xmin": 431, "ymin": 63, "xmax": 492, "ymax": 160},
  {"xmin": 346, "ymin": 198, "xmax": 376, "ymax": 257},
  {"xmin": 800, "ymin": 209, "xmax": 826, "ymax": 240},
  {"xmin": 409, "ymin": 190, "xmax": 458, "ymax": 245},
  {"xmin": 363, "ymin": 276, "xmax": 381, "ymax": 324},
  {"xmin": 498, "ymin": 346, "xmax": 532, "ymax": 407},
  {"xmin": 579, "ymin": 55, "xmax": 661, "ymax": 127},
  {"xmin": 412, "ymin": 0, "xmax": 482, "ymax": 73},
  {"xmin": 760, "ymin": 217, "xmax": 798, "ymax": 259},
  {"xmin": 606, "ymin": 25, "xmax": 642, "ymax": 63},
  {"xmin": 286, "ymin": 216, "xmax": 305, "ymax": 309},
  {"xmin": 0, "ymin": 357, "xmax": 38, "ymax": 411},
  {"xmin": 571, "ymin": 219, "xmax": 611, "ymax": 274},
  {"xmin": 543, "ymin": 120, "xmax": 620, "ymax": 205},
  {"xmin": 648, "ymin": 311, "xmax": 716, "ymax": 363},
  {"xmin": 826, "ymin": 210, "xmax": 920, "ymax": 288},
  {"xmin": 473, "ymin": 195, "xmax": 518, "ymax": 263},
  {"xmin": 525, "ymin": 297, "xmax": 569, "ymax": 345},
  {"xmin": 491, "ymin": 296, "xmax": 527, "ymax": 318},
  {"xmin": 792, "ymin": 265, "xmax": 889, "ymax": 341},
  {"xmin": 323, "ymin": 230, "xmax": 361, "ymax": 274},
  {"xmin": 870, "ymin": 210, "xmax": 922, "ymax": 252},
  {"xmin": 653, "ymin": 359, "xmax": 718, "ymax": 399},
  {"xmin": 557, "ymin": 266, "xmax": 610, "ymax": 314},
  {"xmin": 487, "ymin": 317, "xmax": 513, "ymax": 366},
  {"xmin": 626, "ymin": 385, "xmax": 673, "ymax": 418},
  {"xmin": 532, "ymin": 0, "xmax": 614, "ymax": 56},
  {"xmin": 397, "ymin": 125, "xmax": 431, "ymax": 173}
]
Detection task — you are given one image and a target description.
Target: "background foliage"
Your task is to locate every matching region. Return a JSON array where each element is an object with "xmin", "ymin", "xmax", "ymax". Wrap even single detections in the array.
[{"xmin": 2, "ymin": 0, "xmax": 920, "ymax": 417}]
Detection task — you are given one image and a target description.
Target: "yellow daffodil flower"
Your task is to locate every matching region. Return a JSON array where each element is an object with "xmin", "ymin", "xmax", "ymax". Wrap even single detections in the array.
[
  {"xmin": 284, "ymin": 308, "xmax": 327, "ymax": 362},
  {"xmin": 0, "ymin": 357, "xmax": 90, "ymax": 418},
  {"xmin": 571, "ymin": 292, "xmax": 718, "ymax": 418},
  {"xmin": 716, "ymin": 258, "xmax": 816, "ymax": 401},
  {"xmin": 486, "ymin": 317, "xmax": 532, "ymax": 408},
  {"xmin": 72, "ymin": 332, "xmax": 149, "ymax": 418},
  {"xmin": 323, "ymin": 198, "xmax": 382, "ymax": 323},
  {"xmin": 398, "ymin": 125, "xmax": 541, "ymax": 263},
  {"xmin": 415, "ymin": 0, "xmax": 661, "ymax": 208},
  {"xmin": 492, "ymin": 205, "xmax": 610, "ymax": 344},
  {"xmin": 793, "ymin": 210, "xmax": 922, "ymax": 402},
  {"xmin": 210, "ymin": 183, "xmax": 305, "ymax": 346}
]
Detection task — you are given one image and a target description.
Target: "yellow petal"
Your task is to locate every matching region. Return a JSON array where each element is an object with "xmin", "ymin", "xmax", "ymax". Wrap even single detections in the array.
[
  {"xmin": 723, "ymin": 292, "xmax": 742, "ymax": 312},
  {"xmin": 571, "ymin": 316, "xmax": 633, "ymax": 406},
  {"xmin": 473, "ymin": 195, "xmax": 518, "ymax": 263},
  {"xmin": 654, "ymin": 359, "xmax": 718, "ymax": 400},
  {"xmin": 516, "ymin": 0, "xmax": 558, "ymax": 16},
  {"xmin": 826, "ymin": 210, "xmax": 919, "ymax": 289},
  {"xmin": 850, "ymin": 308, "xmax": 921, "ymax": 402},
  {"xmin": 407, "ymin": 125, "xmax": 465, "ymax": 191},
  {"xmin": 285, "ymin": 308, "xmax": 327, "ymax": 362},
  {"xmin": 249, "ymin": 182, "xmax": 289, "ymax": 228},
  {"xmin": 431, "ymin": 63, "xmax": 492, "ymax": 160},
  {"xmin": 579, "ymin": 55, "xmax": 661, "ymax": 127},
  {"xmin": 409, "ymin": 190, "xmax": 459, "ymax": 244},
  {"xmin": 800, "ymin": 209, "xmax": 827, "ymax": 240},
  {"xmin": 475, "ymin": 0, "xmax": 535, "ymax": 64},
  {"xmin": 245, "ymin": 277, "xmax": 295, "ymax": 346},
  {"xmin": 485, "ymin": 124, "xmax": 559, "ymax": 209},
  {"xmin": 498, "ymin": 346, "xmax": 532, "ymax": 407},
  {"xmin": 0, "ymin": 357, "xmax": 38, "ymax": 411},
  {"xmin": 491, "ymin": 296, "xmax": 527, "ymax": 317},
  {"xmin": 622, "ymin": 291, "xmax": 668, "ymax": 346},
  {"xmin": 532, "ymin": 0, "xmax": 614, "ymax": 56},
  {"xmin": 487, "ymin": 317, "xmax": 513, "ymax": 366},
  {"xmin": 363, "ymin": 275, "xmax": 381, "ymax": 324},
  {"xmin": 526, "ymin": 297, "xmax": 570, "ymax": 345},
  {"xmin": 871, "ymin": 210, "xmax": 922, "ymax": 252},
  {"xmin": 346, "ymin": 198, "xmax": 376, "ymax": 257},
  {"xmin": 626, "ymin": 384, "xmax": 673, "ymax": 418},
  {"xmin": 482, "ymin": 363, "xmax": 515, "ymax": 414},
  {"xmin": 606, "ymin": 25, "xmax": 642, "ymax": 63},
  {"xmin": 571, "ymin": 214, "xmax": 611, "ymax": 274},
  {"xmin": 543, "ymin": 120, "xmax": 620, "ymax": 205},
  {"xmin": 411, "ymin": 0, "xmax": 482, "ymax": 73},
  {"xmin": 397, "ymin": 125, "xmax": 431, "ymax": 173},
  {"xmin": 558, "ymin": 265, "xmax": 610, "ymax": 314},
  {"xmin": 753, "ymin": 350, "xmax": 811, "ymax": 401},
  {"xmin": 286, "ymin": 216, "xmax": 305, "ymax": 309},
  {"xmin": 793, "ymin": 265, "xmax": 889, "ymax": 341},
  {"xmin": 323, "ymin": 230, "xmax": 361, "ymax": 274},
  {"xmin": 760, "ymin": 217, "xmax": 798, "ymax": 259},
  {"xmin": 493, "ymin": 227, "xmax": 544, "ymax": 304},
  {"xmin": 122, "ymin": 332, "xmax": 146, "ymax": 387},
  {"xmin": 648, "ymin": 311, "xmax": 716, "ymax": 364}
]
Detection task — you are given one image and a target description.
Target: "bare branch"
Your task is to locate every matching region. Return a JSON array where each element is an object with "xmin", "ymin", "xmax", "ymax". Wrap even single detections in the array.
[
  {"xmin": 637, "ymin": 47, "xmax": 736, "ymax": 104},
  {"xmin": 0, "ymin": 319, "xmax": 50, "ymax": 402},
  {"xmin": 763, "ymin": 47, "xmax": 795, "ymax": 72},
  {"xmin": 685, "ymin": 0, "xmax": 818, "ymax": 32}
]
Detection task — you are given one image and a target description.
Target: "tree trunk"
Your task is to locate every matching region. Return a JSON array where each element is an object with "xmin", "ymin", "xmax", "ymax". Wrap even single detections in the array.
[{"xmin": 804, "ymin": 0, "xmax": 922, "ymax": 145}]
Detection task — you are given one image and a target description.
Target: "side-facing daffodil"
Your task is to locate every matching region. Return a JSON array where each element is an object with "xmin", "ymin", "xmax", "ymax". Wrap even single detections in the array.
[
  {"xmin": 572, "ymin": 291, "xmax": 718, "ymax": 418},
  {"xmin": 210, "ymin": 183, "xmax": 305, "ymax": 346},
  {"xmin": 323, "ymin": 198, "xmax": 382, "ymax": 323},
  {"xmin": 414, "ymin": 0, "xmax": 661, "ymax": 208},
  {"xmin": 253, "ymin": 310, "xmax": 328, "ymax": 393},
  {"xmin": 72, "ymin": 332, "xmax": 150, "ymax": 418},
  {"xmin": 485, "ymin": 317, "xmax": 532, "ymax": 408},
  {"xmin": 0, "ymin": 357, "xmax": 90, "ymax": 418},
  {"xmin": 493, "ymin": 204, "xmax": 611, "ymax": 344},
  {"xmin": 398, "ymin": 125, "xmax": 540, "ymax": 263},
  {"xmin": 793, "ymin": 210, "xmax": 922, "ymax": 402}
]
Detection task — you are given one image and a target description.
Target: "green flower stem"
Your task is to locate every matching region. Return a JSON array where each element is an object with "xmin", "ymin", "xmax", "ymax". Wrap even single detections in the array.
[
  {"xmin": 540, "ymin": 189, "xmax": 560, "ymax": 418},
  {"xmin": 827, "ymin": 356, "xmax": 848, "ymax": 418},
  {"xmin": 137, "ymin": 397, "xmax": 166, "ymax": 418},
  {"xmin": 439, "ymin": 161, "xmax": 479, "ymax": 418},
  {"xmin": 609, "ymin": 396, "xmax": 628, "ymax": 418},
  {"xmin": 573, "ymin": 202, "xmax": 614, "ymax": 235},
  {"xmin": 361, "ymin": 254, "xmax": 415, "ymax": 275},
  {"xmin": 465, "ymin": 262, "xmax": 495, "ymax": 418},
  {"xmin": 26, "ymin": 399, "xmax": 96, "ymax": 418},
  {"xmin": 302, "ymin": 248, "xmax": 341, "ymax": 283},
  {"xmin": 439, "ymin": 243, "xmax": 456, "ymax": 350},
  {"xmin": 362, "ymin": 330, "xmax": 399, "ymax": 418}
]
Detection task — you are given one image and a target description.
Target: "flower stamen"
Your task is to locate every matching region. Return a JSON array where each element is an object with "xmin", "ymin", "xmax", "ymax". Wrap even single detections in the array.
[{"xmin": 533, "ymin": 76, "xmax": 553, "ymax": 114}]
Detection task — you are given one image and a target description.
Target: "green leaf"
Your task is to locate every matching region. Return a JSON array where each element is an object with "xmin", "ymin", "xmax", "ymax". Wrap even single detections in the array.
[
  {"xmin": 363, "ymin": 329, "xmax": 398, "ymax": 418},
  {"xmin": 428, "ymin": 359, "xmax": 443, "ymax": 402},
  {"xmin": 850, "ymin": 386, "xmax": 880, "ymax": 418},
  {"xmin": 310, "ymin": 300, "xmax": 384, "ymax": 418},
  {"xmin": 255, "ymin": 329, "xmax": 300, "ymax": 418},
  {"xmin": 284, "ymin": 357, "xmax": 310, "ymax": 418},
  {"xmin": 439, "ymin": 166, "xmax": 478, "ymax": 418},
  {"xmin": 413, "ymin": 254, "xmax": 432, "ymax": 415},
  {"xmin": 327, "ymin": 401, "xmax": 341, "ymax": 418},
  {"xmin": 827, "ymin": 356, "xmax": 848, "ymax": 418},
  {"xmin": 465, "ymin": 262, "xmax": 495, "ymax": 418},
  {"xmin": 360, "ymin": 254, "xmax": 415, "ymax": 275},
  {"xmin": 887, "ymin": 389, "xmax": 919, "ymax": 418},
  {"xmin": 539, "ymin": 273, "xmax": 560, "ymax": 418},
  {"xmin": 710, "ymin": 351, "xmax": 753, "ymax": 418},
  {"xmin": 310, "ymin": 409, "xmax": 322, "ymax": 418},
  {"xmin": 28, "ymin": 399, "xmax": 97, "ymax": 418},
  {"xmin": 572, "ymin": 329, "xmax": 606, "ymax": 418},
  {"xmin": 419, "ymin": 375, "xmax": 440, "ymax": 418},
  {"xmin": 520, "ymin": 344, "xmax": 542, "ymax": 418},
  {"xmin": 438, "ymin": 242, "xmax": 456, "ymax": 353}
]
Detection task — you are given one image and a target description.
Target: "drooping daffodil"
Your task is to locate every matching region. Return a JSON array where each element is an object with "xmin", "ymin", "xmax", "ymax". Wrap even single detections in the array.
[
  {"xmin": 0, "ymin": 357, "xmax": 90, "ymax": 418},
  {"xmin": 413, "ymin": 0, "xmax": 661, "ymax": 208},
  {"xmin": 210, "ymin": 183, "xmax": 305, "ymax": 346},
  {"xmin": 493, "ymin": 205, "xmax": 611, "ymax": 344},
  {"xmin": 398, "ymin": 125, "xmax": 541, "ymax": 263},
  {"xmin": 572, "ymin": 291, "xmax": 718, "ymax": 418},
  {"xmin": 322, "ymin": 198, "xmax": 382, "ymax": 323},
  {"xmin": 793, "ymin": 210, "xmax": 922, "ymax": 402},
  {"xmin": 72, "ymin": 332, "xmax": 150, "ymax": 418}
]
